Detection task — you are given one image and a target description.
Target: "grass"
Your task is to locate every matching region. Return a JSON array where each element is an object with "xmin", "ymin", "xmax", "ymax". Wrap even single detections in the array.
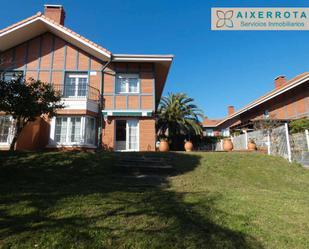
[{"xmin": 0, "ymin": 151, "xmax": 309, "ymax": 249}]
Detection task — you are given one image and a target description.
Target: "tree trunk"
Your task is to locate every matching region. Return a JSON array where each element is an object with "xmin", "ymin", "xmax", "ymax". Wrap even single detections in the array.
[{"xmin": 9, "ymin": 119, "xmax": 23, "ymax": 151}]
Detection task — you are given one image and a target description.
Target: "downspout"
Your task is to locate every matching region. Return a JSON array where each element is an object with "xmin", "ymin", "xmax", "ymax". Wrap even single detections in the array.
[{"xmin": 98, "ymin": 55, "xmax": 113, "ymax": 150}]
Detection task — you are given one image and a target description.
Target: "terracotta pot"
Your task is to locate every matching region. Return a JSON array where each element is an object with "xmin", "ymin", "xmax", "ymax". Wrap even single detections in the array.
[
  {"xmin": 248, "ymin": 142, "xmax": 256, "ymax": 151},
  {"xmin": 159, "ymin": 140, "xmax": 169, "ymax": 152},
  {"xmin": 184, "ymin": 141, "xmax": 193, "ymax": 152},
  {"xmin": 223, "ymin": 139, "xmax": 233, "ymax": 152}
]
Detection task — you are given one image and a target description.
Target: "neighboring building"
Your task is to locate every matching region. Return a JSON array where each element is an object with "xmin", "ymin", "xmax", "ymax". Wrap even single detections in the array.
[
  {"xmin": 203, "ymin": 73, "xmax": 309, "ymax": 136},
  {"xmin": 202, "ymin": 117, "xmax": 222, "ymax": 137},
  {"xmin": 0, "ymin": 5, "xmax": 173, "ymax": 151}
]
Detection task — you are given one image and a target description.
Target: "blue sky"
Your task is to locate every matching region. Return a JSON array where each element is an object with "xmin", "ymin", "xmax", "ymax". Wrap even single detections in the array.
[{"xmin": 1, "ymin": 0, "xmax": 309, "ymax": 118}]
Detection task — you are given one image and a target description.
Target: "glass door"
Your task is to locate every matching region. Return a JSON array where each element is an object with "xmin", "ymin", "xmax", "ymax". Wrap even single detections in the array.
[
  {"xmin": 115, "ymin": 119, "xmax": 139, "ymax": 151},
  {"xmin": 127, "ymin": 120, "xmax": 139, "ymax": 151},
  {"xmin": 115, "ymin": 120, "xmax": 126, "ymax": 151}
]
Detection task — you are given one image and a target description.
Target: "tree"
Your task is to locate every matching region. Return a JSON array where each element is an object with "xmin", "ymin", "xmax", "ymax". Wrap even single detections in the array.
[
  {"xmin": 157, "ymin": 93, "xmax": 203, "ymax": 149},
  {"xmin": 0, "ymin": 77, "xmax": 64, "ymax": 151}
]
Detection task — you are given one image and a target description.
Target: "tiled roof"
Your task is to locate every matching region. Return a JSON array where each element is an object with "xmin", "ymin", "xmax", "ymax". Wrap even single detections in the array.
[
  {"xmin": 216, "ymin": 72, "xmax": 309, "ymax": 126},
  {"xmin": 40, "ymin": 14, "xmax": 111, "ymax": 55},
  {"xmin": 0, "ymin": 12, "xmax": 111, "ymax": 56},
  {"xmin": 0, "ymin": 12, "xmax": 42, "ymax": 34},
  {"xmin": 203, "ymin": 119, "xmax": 222, "ymax": 127}
]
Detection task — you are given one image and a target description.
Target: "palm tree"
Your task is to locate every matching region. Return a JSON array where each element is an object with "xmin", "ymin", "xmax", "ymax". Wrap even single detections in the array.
[{"xmin": 157, "ymin": 93, "xmax": 203, "ymax": 149}]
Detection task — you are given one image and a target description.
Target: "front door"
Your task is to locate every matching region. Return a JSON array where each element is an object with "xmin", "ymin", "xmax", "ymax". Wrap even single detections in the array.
[{"xmin": 115, "ymin": 119, "xmax": 139, "ymax": 151}]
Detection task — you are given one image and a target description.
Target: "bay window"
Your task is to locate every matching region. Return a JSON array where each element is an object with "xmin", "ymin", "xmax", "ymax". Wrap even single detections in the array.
[
  {"xmin": 116, "ymin": 74, "xmax": 139, "ymax": 94},
  {"xmin": 51, "ymin": 116, "xmax": 96, "ymax": 146},
  {"xmin": 0, "ymin": 116, "xmax": 13, "ymax": 144}
]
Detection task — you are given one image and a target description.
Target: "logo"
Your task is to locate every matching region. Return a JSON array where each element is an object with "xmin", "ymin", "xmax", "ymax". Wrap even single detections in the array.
[
  {"xmin": 212, "ymin": 8, "xmax": 309, "ymax": 30},
  {"xmin": 216, "ymin": 10, "xmax": 234, "ymax": 28}
]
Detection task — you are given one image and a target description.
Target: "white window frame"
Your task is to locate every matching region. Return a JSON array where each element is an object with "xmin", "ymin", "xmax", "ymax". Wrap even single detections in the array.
[
  {"xmin": 49, "ymin": 116, "xmax": 96, "ymax": 147},
  {"xmin": 205, "ymin": 129, "xmax": 214, "ymax": 137},
  {"xmin": 64, "ymin": 73, "xmax": 88, "ymax": 98},
  {"xmin": 115, "ymin": 73, "xmax": 140, "ymax": 94},
  {"xmin": 114, "ymin": 119, "xmax": 139, "ymax": 152},
  {"xmin": 126, "ymin": 119, "xmax": 139, "ymax": 151},
  {"xmin": 0, "ymin": 116, "xmax": 14, "ymax": 145}
]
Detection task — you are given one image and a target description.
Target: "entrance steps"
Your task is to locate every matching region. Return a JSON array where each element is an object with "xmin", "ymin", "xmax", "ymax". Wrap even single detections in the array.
[{"xmin": 115, "ymin": 153, "xmax": 174, "ymax": 174}]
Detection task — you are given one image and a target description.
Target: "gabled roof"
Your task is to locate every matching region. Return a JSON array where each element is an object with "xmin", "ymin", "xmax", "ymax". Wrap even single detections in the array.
[
  {"xmin": 0, "ymin": 12, "xmax": 111, "ymax": 60},
  {"xmin": 215, "ymin": 72, "xmax": 309, "ymax": 127}
]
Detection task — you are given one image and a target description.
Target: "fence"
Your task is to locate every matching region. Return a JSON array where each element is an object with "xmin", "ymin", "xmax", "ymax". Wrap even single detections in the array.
[{"xmin": 213, "ymin": 123, "xmax": 309, "ymax": 167}]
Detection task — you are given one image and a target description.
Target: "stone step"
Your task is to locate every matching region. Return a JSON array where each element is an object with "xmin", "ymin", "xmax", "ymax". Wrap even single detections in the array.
[
  {"xmin": 116, "ymin": 154, "xmax": 174, "ymax": 175},
  {"xmin": 119, "ymin": 158, "xmax": 166, "ymax": 163},
  {"xmin": 120, "ymin": 175, "xmax": 168, "ymax": 187},
  {"xmin": 118, "ymin": 163, "xmax": 173, "ymax": 169},
  {"xmin": 118, "ymin": 156, "xmax": 172, "ymax": 161}
]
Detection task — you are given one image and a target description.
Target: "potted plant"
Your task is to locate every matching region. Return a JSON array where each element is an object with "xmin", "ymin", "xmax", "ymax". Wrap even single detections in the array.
[
  {"xmin": 248, "ymin": 138, "xmax": 256, "ymax": 151},
  {"xmin": 184, "ymin": 139, "xmax": 193, "ymax": 152},
  {"xmin": 159, "ymin": 136, "xmax": 169, "ymax": 152},
  {"xmin": 223, "ymin": 138, "xmax": 233, "ymax": 151}
]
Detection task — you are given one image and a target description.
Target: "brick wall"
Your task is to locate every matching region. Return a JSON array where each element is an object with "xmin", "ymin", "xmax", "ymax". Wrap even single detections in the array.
[
  {"xmin": 101, "ymin": 117, "xmax": 156, "ymax": 151},
  {"xmin": 102, "ymin": 119, "xmax": 115, "ymax": 150},
  {"xmin": 16, "ymin": 117, "xmax": 50, "ymax": 150},
  {"xmin": 0, "ymin": 32, "xmax": 104, "ymax": 91},
  {"xmin": 139, "ymin": 118, "xmax": 156, "ymax": 151},
  {"xmin": 103, "ymin": 62, "xmax": 155, "ymax": 111}
]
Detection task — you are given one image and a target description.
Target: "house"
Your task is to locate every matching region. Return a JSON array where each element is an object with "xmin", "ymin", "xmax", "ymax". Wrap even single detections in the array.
[
  {"xmin": 203, "ymin": 117, "xmax": 222, "ymax": 137},
  {"xmin": 203, "ymin": 73, "xmax": 309, "ymax": 136},
  {"xmin": 202, "ymin": 106, "xmax": 235, "ymax": 137},
  {"xmin": 0, "ymin": 5, "xmax": 173, "ymax": 151}
]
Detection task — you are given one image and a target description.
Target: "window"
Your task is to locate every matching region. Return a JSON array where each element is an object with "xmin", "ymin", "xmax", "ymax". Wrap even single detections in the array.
[
  {"xmin": 55, "ymin": 117, "xmax": 68, "ymax": 143},
  {"xmin": 69, "ymin": 117, "xmax": 82, "ymax": 142},
  {"xmin": 85, "ymin": 117, "xmax": 96, "ymax": 145},
  {"xmin": 204, "ymin": 129, "xmax": 214, "ymax": 137},
  {"xmin": 127, "ymin": 120, "xmax": 138, "ymax": 151},
  {"xmin": 221, "ymin": 128, "xmax": 230, "ymax": 137},
  {"xmin": 1, "ymin": 71, "xmax": 23, "ymax": 81},
  {"xmin": 53, "ymin": 116, "xmax": 95, "ymax": 145},
  {"xmin": 64, "ymin": 73, "xmax": 88, "ymax": 97},
  {"xmin": 116, "ymin": 74, "xmax": 139, "ymax": 93},
  {"xmin": 0, "ymin": 116, "xmax": 13, "ymax": 143}
]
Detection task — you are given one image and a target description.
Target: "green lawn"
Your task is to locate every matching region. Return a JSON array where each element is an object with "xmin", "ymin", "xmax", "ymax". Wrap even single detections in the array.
[{"xmin": 0, "ymin": 151, "xmax": 309, "ymax": 249}]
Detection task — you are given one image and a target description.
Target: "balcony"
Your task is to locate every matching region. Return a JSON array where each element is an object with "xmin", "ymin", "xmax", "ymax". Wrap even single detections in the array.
[
  {"xmin": 52, "ymin": 84, "xmax": 100, "ymax": 101},
  {"xmin": 52, "ymin": 84, "xmax": 100, "ymax": 113}
]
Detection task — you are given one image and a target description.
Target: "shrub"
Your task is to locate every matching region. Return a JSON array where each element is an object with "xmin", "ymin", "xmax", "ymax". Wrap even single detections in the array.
[{"xmin": 289, "ymin": 118, "xmax": 309, "ymax": 134}]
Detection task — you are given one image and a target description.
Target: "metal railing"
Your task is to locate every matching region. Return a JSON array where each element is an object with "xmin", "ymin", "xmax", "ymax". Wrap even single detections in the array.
[{"xmin": 52, "ymin": 84, "xmax": 100, "ymax": 101}]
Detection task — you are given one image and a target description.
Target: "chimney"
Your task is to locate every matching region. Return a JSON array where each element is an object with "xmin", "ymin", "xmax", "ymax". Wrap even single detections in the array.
[
  {"xmin": 274, "ymin": 75, "xmax": 287, "ymax": 89},
  {"xmin": 228, "ymin": 106, "xmax": 235, "ymax": 116},
  {"xmin": 44, "ymin": 5, "xmax": 65, "ymax": 25}
]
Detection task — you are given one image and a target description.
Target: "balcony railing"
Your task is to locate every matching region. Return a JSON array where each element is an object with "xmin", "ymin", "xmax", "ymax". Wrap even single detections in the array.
[{"xmin": 52, "ymin": 84, "xmax": 100, "ymax": 101}]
